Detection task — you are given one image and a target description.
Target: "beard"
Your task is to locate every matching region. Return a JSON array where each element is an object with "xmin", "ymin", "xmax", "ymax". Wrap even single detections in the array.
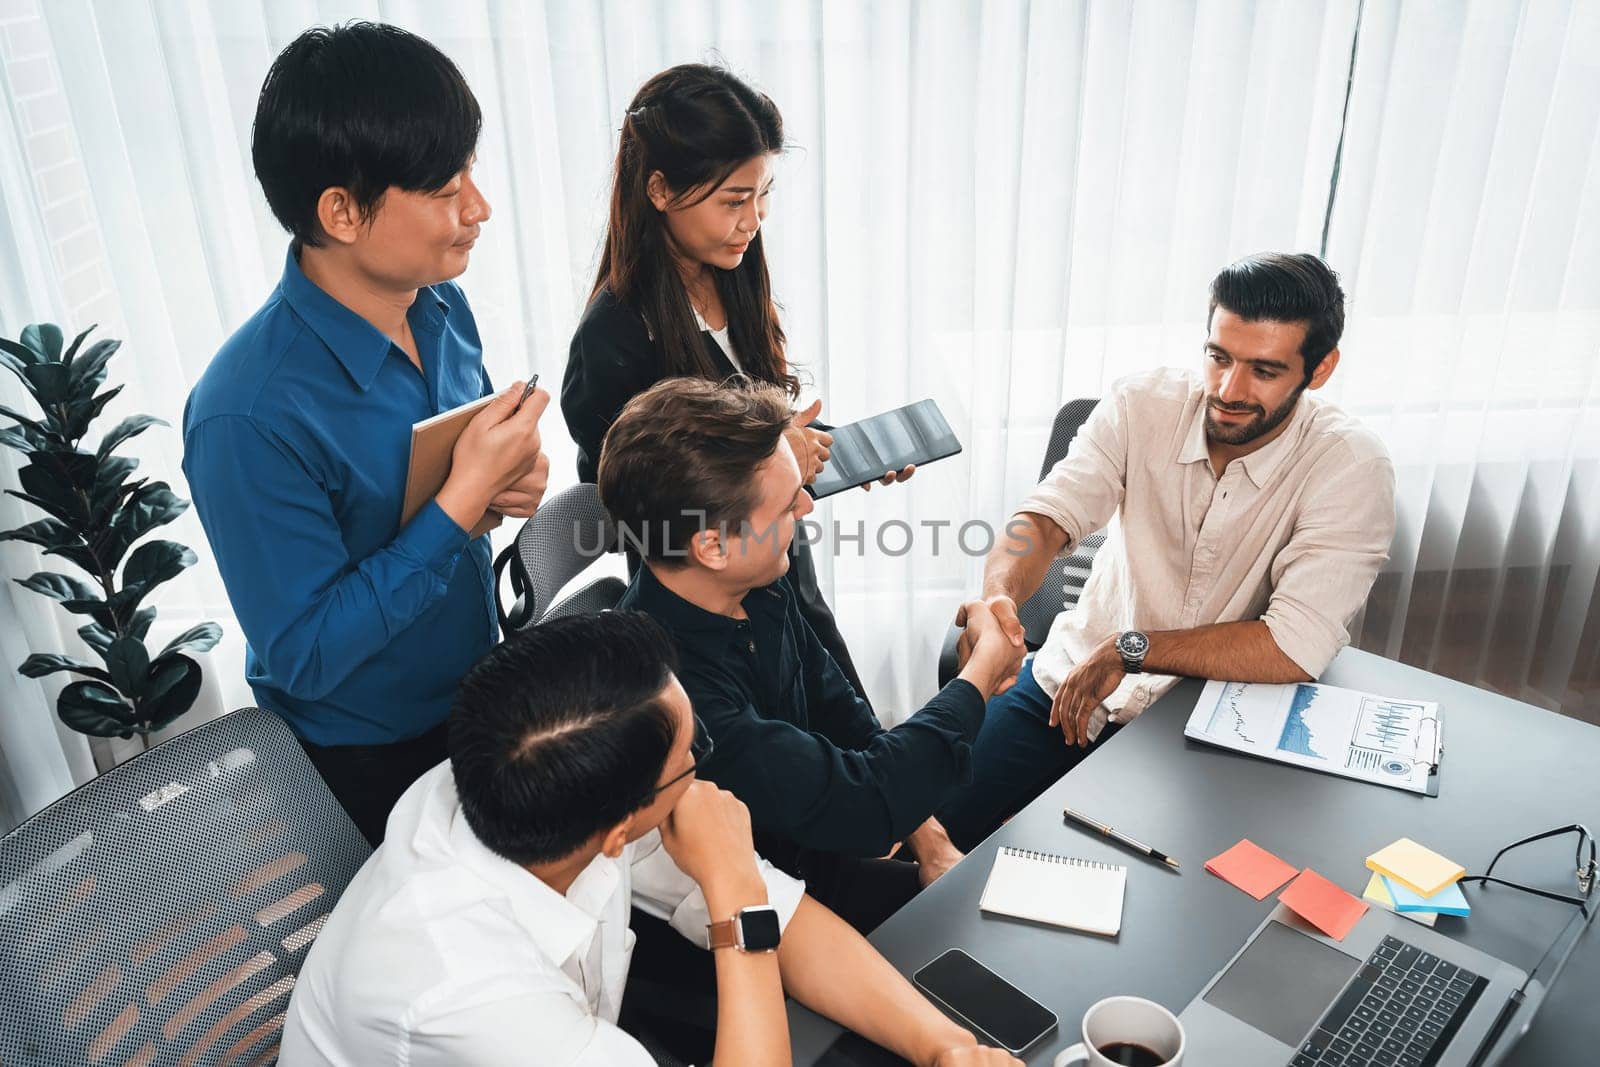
[{"xmin": 1204, "ymin": 385, "xmax": 1304, "ymax": 445}]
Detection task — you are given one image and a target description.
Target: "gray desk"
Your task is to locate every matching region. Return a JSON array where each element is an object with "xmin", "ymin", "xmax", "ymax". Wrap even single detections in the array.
[{"xmin": 790, "ymin": 648, "xmax": 1600, "ymax": 1064}]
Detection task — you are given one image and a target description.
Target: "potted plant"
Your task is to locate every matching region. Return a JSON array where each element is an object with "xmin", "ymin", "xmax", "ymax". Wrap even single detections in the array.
[{"xmin": 0, "ymin": 322, "xmax": 220, "ymax": 741}]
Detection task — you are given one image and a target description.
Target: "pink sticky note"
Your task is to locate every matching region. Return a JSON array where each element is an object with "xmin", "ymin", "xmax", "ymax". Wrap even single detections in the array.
[
  {"xmin": 1205, "ymin": 839, "xmax": 1300, "ymax": 900},
  {"xmin": 1279, "ymin": 869, "xmax": 1369, "ymax": 941}
]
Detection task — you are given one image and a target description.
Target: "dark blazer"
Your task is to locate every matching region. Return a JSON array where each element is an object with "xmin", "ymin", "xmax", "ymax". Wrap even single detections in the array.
[{"xmin": 562, "ymin": 288, "xmax": 740, "ymax": 485}]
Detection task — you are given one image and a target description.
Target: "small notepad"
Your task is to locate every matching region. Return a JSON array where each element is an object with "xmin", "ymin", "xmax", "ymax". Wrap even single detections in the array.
[{"xmin": 978, "ymin": 846, "xmax": 1126, "ymax": 936}]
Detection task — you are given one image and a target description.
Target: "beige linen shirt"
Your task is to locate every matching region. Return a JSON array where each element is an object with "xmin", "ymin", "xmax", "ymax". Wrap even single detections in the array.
[{"xmin": 1023, "ymin": 367, "xmax": 1395, "ymax": 741}]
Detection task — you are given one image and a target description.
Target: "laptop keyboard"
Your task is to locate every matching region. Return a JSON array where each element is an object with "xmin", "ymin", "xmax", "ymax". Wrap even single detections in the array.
[{"xmin": 1287, "ymin": 935, "xmax": 1489, "ymax": 1067}]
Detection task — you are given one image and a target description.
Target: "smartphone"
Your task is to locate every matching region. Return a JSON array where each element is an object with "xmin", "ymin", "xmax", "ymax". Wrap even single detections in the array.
[
  {"xmin": 911, "ymin": 948, "xmax": 1058, "ymax": 1054},
  {"xmin": 806, "ymin": 398, "xmax": 962, "ymax": 499}
]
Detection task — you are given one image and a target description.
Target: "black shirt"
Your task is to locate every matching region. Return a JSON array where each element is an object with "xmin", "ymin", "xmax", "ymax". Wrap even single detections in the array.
[{"xmin": 619, "ymin": 566, "xmax": 986, "ymax": 868}]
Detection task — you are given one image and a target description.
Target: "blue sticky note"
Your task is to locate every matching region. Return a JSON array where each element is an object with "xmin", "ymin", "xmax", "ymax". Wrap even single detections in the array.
[{"xmin": 1381, "ymin": 874, "xmax": 1471, "ymax": 916}]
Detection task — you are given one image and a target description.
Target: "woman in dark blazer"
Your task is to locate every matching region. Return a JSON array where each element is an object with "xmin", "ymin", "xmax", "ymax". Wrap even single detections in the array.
[{"xmin": 563, "ymin": 62, "xmax": 908, "ymax": 699}]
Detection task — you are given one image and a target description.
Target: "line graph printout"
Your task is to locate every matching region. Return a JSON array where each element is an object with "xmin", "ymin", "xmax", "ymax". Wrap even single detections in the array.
[{"xmin": 1188, "ymin": 680, "xmax": 1441, "ymax": 795}]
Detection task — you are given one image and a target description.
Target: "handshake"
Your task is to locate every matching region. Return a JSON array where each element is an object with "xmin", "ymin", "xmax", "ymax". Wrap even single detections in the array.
[{"xmin": 951, "ymin": 595, "xmax": 1029, "ymax": 698}]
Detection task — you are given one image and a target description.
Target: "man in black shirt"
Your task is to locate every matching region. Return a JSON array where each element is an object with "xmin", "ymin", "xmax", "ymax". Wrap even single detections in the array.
[{"xmin": 602, "ymin": 377, "xmax": 1025, "ymax": 931}]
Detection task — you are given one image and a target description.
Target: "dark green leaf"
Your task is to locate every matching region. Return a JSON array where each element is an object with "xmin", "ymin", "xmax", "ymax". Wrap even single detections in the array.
[
  {"xmin": 0, "ymin": 335, "xmax": 43, "ymax": 367},
  {"xmin": 0, "ymin": 347, "xmax": 26, "ymax": 385},
  {"xmin": 4, "ymin": 489, "xmax": 77, "ymax": 526},
  {"xmin": 0, "ymin": 518, "xmax": 71, "ymax": 549},
  {"xmin": 60, "ymin": 601, "xmax": 115, "ymax": 629},
  {"xmin": 105, "ymin": 636, "xmax": 149, "ymax": 698},
  {"xmin": 70, "ymin": 584, "xmax": 143, "ymax": 629},
  {"xmin": 125, "ymin": 606, "xmax": 156, "ymax": 641},
  {"xmin": 21, "ymin": 362, "xmax": 71, "ymax": 405},
  {"xmin": 141, "ymin": 654, "xmax": 202, "ymax": 731},
  {"xmin": 67, "ymin": 338, "xmax": 119, "ymax": 392},
  {"xmin": 56, "ymin": 679, "xmax": 135, "ymax": 737},
  {"xmin": 0, "ymin": 403, "xmax": 50, "ymax": 437},
  {"xmin": 0, "ymin": 424, "xmax": 44, "ymax": 452},
  {"xmin": 158, "ymin": 622, "xmax": 222, "ymax": 659},
  {"xmin": 62, "ymin": 384, "xmax": 122, "ymax": 442},
  {"xmin": 17, "ymin": 456, "xmax": 91, "ymax": 526},
  {"xmin": 19, "ymin": 653, "xmax": 112, "ymax": 683},
  {"xmin": 89, "ymin": 454, "xmax": 139, "ymax": 515},
  {"xmin": 61, "ymin": 324, "xmax": 95, "ymax": 367},
  {"xmin": 106, "ymin": 482, "xmax": 187, "ymax": 559},
  {"xmin": 96, "ymin": 415, "xmax": 164, "ymax": 460},
  {"xmin": 15, "ymin": 571, "xmax": 99, "ymax": 603},
  {"xmin": 20, "ymin": 323, "xmax": 63, "ymax": 362},
  {"xmin": 122, "ymin": 539, "xmax": 195, "ymax": 592},
  {"xmin": 78, "ymin": 622, "xmax": 114, "ymax": 656},
  {"xmin": 43, "ymin": 542, "xmax": 104, "ymax": 575},
  {"xmin": 31, "ymin": 449, "xmax": 98, "ymax": 490},
  {"xmin": 89, "ymin": 477, "xmax": 146, "ymax": 532}
]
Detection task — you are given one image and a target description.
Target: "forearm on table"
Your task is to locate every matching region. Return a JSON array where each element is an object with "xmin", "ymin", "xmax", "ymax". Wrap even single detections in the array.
[
  {"xmin": 980, "ymin": 512, "xmax": 1069, "ymax": 603},
  {"xmin": 1143, "ymin": 620, "xmax": 1310, "ymax": 683},
  {"xmin": 778, "ymin": 896, "xmax": 973, "ymax": 1067}
]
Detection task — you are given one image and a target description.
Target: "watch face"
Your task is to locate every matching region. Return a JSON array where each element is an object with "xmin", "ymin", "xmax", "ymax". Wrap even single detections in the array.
[
  {"xmin": 738, "ymin": 906, "xmax": 782, "ymax": 951},
  {"xmin": 1119, "ymin": 631, "xmax": 1149, "ymax": 657}
]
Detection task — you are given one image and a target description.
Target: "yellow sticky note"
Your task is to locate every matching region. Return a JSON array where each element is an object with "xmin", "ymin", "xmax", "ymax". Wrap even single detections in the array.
[
  {"xmin": 1363, "ymin": 873, "xmax": 1437, "ymax": 927},
  {"xmin": 1366, "ymin": 838, "xmax": 1465, "ymax": 898}
]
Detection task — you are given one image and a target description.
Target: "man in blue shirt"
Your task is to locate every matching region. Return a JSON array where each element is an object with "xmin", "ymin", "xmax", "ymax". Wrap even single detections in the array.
[{"xmin": 183, "ymin": 23, "xmax": 548, "ymax": 844}]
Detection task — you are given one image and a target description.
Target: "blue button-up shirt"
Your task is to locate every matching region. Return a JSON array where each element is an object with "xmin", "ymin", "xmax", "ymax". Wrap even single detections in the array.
[{"xmin": 182, "ymin": 250, "xmax": 497, "ymax": 746}]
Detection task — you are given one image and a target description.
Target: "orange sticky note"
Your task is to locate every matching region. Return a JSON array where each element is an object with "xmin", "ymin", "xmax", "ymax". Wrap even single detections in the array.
[
  {"xmin": 1205, "ymin": 839, "xmax": 1299, "ymax": 900},
  {"xmin": 1279, "ymin": 869, "xmax": 1369, "ymax": 941}
]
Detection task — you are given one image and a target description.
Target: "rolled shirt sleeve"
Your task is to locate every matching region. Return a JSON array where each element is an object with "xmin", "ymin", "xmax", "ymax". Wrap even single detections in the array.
[
  {"xmin": 626, "ymin": 830, "xmax": 805, "ymax": 948},
  {"xmin": 1262, "ymin": 453, "xmax": 1397, "ymax": 677}
]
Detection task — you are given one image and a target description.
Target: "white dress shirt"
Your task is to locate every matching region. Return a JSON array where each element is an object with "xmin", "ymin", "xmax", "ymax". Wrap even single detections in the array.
[
  {"xmin": 279, "ymin": 762, "xmax": 804, "ymax": 1066},
  {"xmin": 1023, "ymin": 368, "xmax": 1396, "ymax": 741}
]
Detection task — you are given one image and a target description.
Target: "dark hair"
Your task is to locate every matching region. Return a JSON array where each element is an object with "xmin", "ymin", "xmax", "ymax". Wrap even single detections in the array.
[
  {"xmin": 251, "ymin": 22, "xmax": 482, "ymax": 249},
  {"xmin": 448, "ymin": 612, "xmax": 680, "ymax": 866},
  {"xmin": 597, "ymin": 376, "xmax": 793, "ymax": 567},
  {"xmin": 1208, "ymin": 253, "xmax": 1346, "ymax": 380},
  {"xmin": 592, "ymin": 63, "xmax": 798, "ymax": 396}
]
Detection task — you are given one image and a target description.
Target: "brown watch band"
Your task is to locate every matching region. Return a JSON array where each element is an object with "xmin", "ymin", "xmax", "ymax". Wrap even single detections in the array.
[{"xmin": 706, "ymin": 918, "xmax": 739, "ymax": 951}]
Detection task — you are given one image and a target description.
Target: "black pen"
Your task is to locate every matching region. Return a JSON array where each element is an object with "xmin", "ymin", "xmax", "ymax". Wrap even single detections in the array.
[{"xmin": 1063, "ymin": 806, "xmax": 1180, "ymax": 870}]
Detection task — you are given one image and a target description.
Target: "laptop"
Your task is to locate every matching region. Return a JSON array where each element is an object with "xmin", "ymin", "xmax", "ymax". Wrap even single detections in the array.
[{"xmin": 1178, "ymin": 903, "xmax": 1553, "ymax": 1066}]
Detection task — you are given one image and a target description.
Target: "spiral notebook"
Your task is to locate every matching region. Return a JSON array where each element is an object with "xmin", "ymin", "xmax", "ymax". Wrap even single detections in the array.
[{"xmin": 978, "ymin": 846, "xmax": 1127, "ymax": 936}]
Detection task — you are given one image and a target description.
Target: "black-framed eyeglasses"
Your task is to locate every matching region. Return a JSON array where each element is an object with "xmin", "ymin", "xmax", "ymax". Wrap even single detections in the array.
[
  {"xmin": 645, "ymin": 714, "xmax": 716, "ymax": 798},
  {"xmin": 1444, "ymin": 825, "xmax": 1600, "ymax": 1053},
  {"xmin": 1460, "ymin": 823, "xmax": 1597, "ymax": 914}
]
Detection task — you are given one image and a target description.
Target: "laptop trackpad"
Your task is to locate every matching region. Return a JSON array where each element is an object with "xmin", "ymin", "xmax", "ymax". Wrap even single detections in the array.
[{"xmin": 1202, "ymin": 921, "xmax": 1363, "ymax": 1047}]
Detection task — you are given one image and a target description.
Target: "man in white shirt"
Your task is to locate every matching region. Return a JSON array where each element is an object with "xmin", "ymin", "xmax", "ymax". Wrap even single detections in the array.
[
  {"xmin": 940, "ymin": 253, "xmax": 1397, "ymax": 850},
  {"xmin": 281, "ymin": 611, "xmax": 1015, "ymax": 1066}
]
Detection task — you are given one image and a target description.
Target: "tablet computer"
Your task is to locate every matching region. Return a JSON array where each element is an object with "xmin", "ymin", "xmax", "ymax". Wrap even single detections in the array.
[{"xmin": 806, "ymin": 398, "xmax": 963, "ymax": 499}]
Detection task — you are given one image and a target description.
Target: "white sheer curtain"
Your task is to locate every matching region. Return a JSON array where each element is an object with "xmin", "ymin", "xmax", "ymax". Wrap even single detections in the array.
[{"xmin": 0, "ymin": 0, "xmax": 1595, "ymax": 828}]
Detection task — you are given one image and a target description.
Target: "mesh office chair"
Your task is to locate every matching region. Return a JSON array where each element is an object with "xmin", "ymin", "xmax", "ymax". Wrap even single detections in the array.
[
  {"xmin": 0, "ymin": 708, "xmax": 370, "ymax": 1067},
  {"xmin": 938, "ymin": 398, "xmax": 1107, "ymax": 687},
  {"xmin": 494, "ymin": 482, "xmax": 626, "ymax": 632}
]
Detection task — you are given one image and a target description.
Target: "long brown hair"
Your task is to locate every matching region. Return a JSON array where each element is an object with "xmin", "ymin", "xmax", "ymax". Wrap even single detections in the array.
[{"xmin": 592, "ymin": 64, "xmax": 799, "ymax": 396}]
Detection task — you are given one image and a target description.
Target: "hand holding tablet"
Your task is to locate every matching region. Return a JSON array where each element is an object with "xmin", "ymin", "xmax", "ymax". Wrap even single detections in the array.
[{"xmin": 805, "ymin": 398, "xmax": 963, "ymax": 499}]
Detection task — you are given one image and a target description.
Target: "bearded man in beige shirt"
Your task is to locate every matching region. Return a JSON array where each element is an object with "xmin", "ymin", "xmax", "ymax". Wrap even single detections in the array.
[{"xmin": 939, "ymin": 253, "xmax": 1396, "ymax": 851}]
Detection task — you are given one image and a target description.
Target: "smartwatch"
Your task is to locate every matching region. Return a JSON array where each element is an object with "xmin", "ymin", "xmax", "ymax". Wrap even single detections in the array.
[
  {"xmin": 706, "ymin": 904, "xmax": 782, "ymax": 953},
  {"xmin": 1115, "ymin": 630, "xmax": 1150, "ymax": 674}
]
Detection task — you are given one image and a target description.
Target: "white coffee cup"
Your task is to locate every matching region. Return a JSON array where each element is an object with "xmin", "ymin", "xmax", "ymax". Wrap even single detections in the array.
[{"xmin": 1052, "ymin": 996, "xmax": 1186, "ymax": 1067}]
